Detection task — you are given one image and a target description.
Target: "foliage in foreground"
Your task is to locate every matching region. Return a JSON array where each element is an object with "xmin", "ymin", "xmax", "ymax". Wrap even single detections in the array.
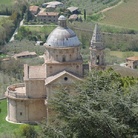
[
  {"xmin": 41, "ymin": 69, "xmax": 138, "ymax": 138},
  {"xmin": 15, "ymin": 124, "xmax": 37, "ymax": 138}
]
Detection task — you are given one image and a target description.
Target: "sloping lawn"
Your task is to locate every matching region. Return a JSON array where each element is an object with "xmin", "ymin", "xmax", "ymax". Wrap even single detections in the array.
[
  {"xmin": 110, "ymin": 51, "xmax": 138, "ymax": 58},
  {"xmin": 0, "ymin": 99, "xmax": 20, "ymax": 136},
  {"xmin": 0, "ymin": 0, "xmax": 14, "ymax": 5},
  {"xmin": 100, "ymin": 0, "xmax": 138, "ymax": 30},
  {"xmin": 0, "ymin": 99, "xmax": 41, "ymax": 137}
]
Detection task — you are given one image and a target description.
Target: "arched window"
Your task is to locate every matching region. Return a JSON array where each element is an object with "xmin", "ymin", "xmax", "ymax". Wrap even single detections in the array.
[
  {"xmin": 96, "ymin": 55, "xmax": 100, "ymax": 65},
  {"xmin": 49, "ymin": 66, "xmax": 53, "ymax": 74},
  {"xmin": 56, "ymin": 55, "xmax": 58, "ymax": 59},
  {"xmin": 62, "ymin": 55, "xmax": 66, "ymax": 62}
]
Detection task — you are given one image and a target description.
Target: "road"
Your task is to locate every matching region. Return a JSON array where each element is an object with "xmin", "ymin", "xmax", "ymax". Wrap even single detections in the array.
[
  {"xmin": 100, "ymin": 0, "xmax": 123, "ymax": 13},
  {"xmin": 0, "ymin": 15, "xmax": 9, "ymax": 17},
  {"xmin": 22, "ymin": 24, "xmax": 57, "ymax": 27},
  {"xmin": 9, "ymin": 19, "xmax": 24, "ymax": 42},
  {"xmin": 9, "ymin": 19, "xmax": 57, "ymax": 42}
]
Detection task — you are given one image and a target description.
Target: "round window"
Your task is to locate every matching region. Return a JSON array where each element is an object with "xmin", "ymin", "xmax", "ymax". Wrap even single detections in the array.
[{"xmin": 64, "ymin": 77, "xmax": 68, "ymax": 81}]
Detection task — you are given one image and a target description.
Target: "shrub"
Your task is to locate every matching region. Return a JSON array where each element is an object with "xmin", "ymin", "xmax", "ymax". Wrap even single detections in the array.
[{"xmin": 15, "ymin": 124, "xmax": 37, "ymax": 138}]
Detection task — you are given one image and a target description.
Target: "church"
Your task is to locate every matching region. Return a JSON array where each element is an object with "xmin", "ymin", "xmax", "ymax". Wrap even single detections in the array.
[{"xmin": 5, "ymin": 15, "xmax": 105, "ymax": 123}]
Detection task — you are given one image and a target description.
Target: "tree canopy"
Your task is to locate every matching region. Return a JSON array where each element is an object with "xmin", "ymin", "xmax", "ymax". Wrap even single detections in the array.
[{"xmin": 41, "ymin": 69, "xmax": 138, "ymax": 138}]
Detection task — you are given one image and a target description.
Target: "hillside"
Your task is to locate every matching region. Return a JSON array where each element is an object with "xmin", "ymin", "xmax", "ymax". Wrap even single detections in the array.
[
  {"xmin": 108, "ymin": 65, "xmax": 138, "ymax": 78},
  {"xmin": 28, "ymin": 0, "xmax": 121, "ymax": 14},
  {"xmin": 0, "ymin": 0, "xmax": 14, "ymax": 5},
  {"xmin": 100, "ymin": 0, "xmax": 138, "ymax": 30}
]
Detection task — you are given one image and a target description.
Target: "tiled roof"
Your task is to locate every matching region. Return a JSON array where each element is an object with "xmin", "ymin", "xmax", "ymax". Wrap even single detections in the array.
[
  {"xmin": 45, "ymin": 1, "xmax": 63, "ymax": 6},
  {"xmin": 37, "ymin": 12, "xmax": 59, "ymax": 16},
  {"xmin": 126, "ymin": 56, "xmax": 138, "ymax": 61},
  {"xmin": 29, "ymin": 6, "xmax": 39, "ymax": 12},
  {"xmin": 67, "ymin": 7, "xmax": 79, "ymax": 12},
  {"xmin": 46, "ymin": 5, "xmax": 56, "ymax": 8},
  {"xmin": 14, "ymin": 51, "xmax": 37, "ymax": 58},
  {"xmin": 69, "ymin": 14, "xmax": 78, "ymax": 20}
]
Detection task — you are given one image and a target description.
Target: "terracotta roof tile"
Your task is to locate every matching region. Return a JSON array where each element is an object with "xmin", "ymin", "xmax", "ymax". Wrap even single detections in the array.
[
  {"xmin": 29, "ymin": 6, "xmax": 39, "ymax": 12},
  {"xmin": 69, "ymin": 14, "xmax": 78, "ymax": 20},
  {"xmin": 37, "ymin": 12, "xmax": 59, "ymax": 16},
  {"xmin": 126, "ymin": 56, "xmax": 138, "ymax": 61},
  {"xmin": 67, "ymin": 7, "xmax": 79, "ymax": 12},
  {"xmin": 14, "ymin": 51, "xmax": 37, "ymax": 58}
]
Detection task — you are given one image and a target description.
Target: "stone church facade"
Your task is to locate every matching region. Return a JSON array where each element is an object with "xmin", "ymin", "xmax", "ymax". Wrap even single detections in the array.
[{"xmin": 5, "ymin": 15, "xmax": 105, "ymax": 123}]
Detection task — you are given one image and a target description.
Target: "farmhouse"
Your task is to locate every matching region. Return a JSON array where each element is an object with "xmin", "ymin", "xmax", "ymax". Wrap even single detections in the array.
[
  {"xmin": 5, "ymin": 16, "xmax": 105, "ymax": 123},
  {"xmin": 43, "ymin": 1, "xmax": 63, "ymax": 8},
  {"xmin": 126, "ymin": 56, "xmax": 138, "ymax": 69},
  {"xmin": 67, "ymin": 6, "xmax": 80, "ymax": 14},
  {"xmin": 13, "ymin": 51, "xmax": 37, "ymax": 59},
  {"xmin": 29, "ymin": 6, "xmax": 40, "ymax": 15},
  {"xmin": 37, "ymin": 12, "xmax": 59, "ymax": 23},
  {"xmin": 68, "ymin": 14, "xmax": 78, "ymax": 21}
]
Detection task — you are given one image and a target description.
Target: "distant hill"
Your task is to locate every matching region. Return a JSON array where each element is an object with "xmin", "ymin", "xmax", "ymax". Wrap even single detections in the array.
[
  {"xmin": 108, "ymin": 65, "xmax": 138, "ymax": 78},
  {"xmin": 0, "ymin": 0, "xmax": 14, "ymax": 5},
  {"xmin": 28, "ymin": 0, "xmax": 121, "ymax": 14},
  {"xmin": 100, "ymin": 0, "xmax": 138, "ymax": 30},
  {"xmin": 60, "ymin": 0, "xmax": 120, "ymax": 14},
  {"xmin": 63, "ymin": 0, "xmax": 121, "ymax": 14}
]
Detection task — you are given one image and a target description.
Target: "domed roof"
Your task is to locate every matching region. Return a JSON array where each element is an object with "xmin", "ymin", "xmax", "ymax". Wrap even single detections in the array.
[
  {"xmin": 45, "ymin": 15, "xmax": 81, "ymax": 48},
  {"xmin": 58, "ymin": 15, "xmax": 67, "ymax": 21}
]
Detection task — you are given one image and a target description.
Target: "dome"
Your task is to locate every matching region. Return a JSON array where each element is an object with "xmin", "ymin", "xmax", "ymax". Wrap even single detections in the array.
[
  {"xmin": 58, "ymin": 15, "xmax": 66, "ymax": 21},
  {"xmin": 45, "ymin": 15, "xmax": 81, "ymax": 48}
]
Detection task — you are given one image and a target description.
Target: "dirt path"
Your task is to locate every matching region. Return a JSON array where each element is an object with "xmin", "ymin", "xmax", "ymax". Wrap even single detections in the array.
[
  {"xmin": 9, "ymin": 19, "xmax": 24, "ymax": 42},
  {"xmin": 100, "ymin": 0, "xmax": 123, "ymax": 13}
]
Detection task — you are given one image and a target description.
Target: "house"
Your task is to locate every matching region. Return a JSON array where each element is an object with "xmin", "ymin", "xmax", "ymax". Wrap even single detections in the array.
[
  {"xmin": 69, "ymin": 14, "xmax": 78, "ymax": 21},
  {"xmin": 67, "ymin": 6, "xmax": 80, "ymax": 14},
  {"xmin": 37, "ymin": 12, "xmax": 59, "ymax": 23},
  {"xmin": 43, "ymin": 1, "xmax": 63, "ymax": 8},
  {"xmin": 29, "ymin": 6, "xmax": 40, "ymax": 15},
  {"xmin": 126, "ymin": 56, "xmax": 138, "ymax": 69},
  {"xmin": 5, "ymin": 16, "xmax": 105, "ymax": 124},
  {"xmin": 46, "ymin": 4, "xmax": 56, "ymax": 11},
  {"xmin": 13, "ymin": 51, "xmax": 37, "ymax": 59}
]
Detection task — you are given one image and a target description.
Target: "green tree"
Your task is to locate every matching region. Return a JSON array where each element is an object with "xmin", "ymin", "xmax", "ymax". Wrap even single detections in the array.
[
  {"xmin": 24, "ymin": 8, "xmax": 33, "ymax": 22},
  {"xmin": 41, "ymin": 69, "xmax": 138, "ymax": 138},
  {"xmin": 15, "ymin": 124, "xmax": 37, "ymax": 138},
  {"xmin": 84, "ymin": 9, "xmax": 86, "ymax": 20}
]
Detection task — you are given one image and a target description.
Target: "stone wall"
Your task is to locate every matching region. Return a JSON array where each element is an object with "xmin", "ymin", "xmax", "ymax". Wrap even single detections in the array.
[
  {"xmin": 7, "ymin": 98, "xmax": 47, "ymax": 123},
  {"xmin": 25, "ymin": 80, "xmax": 45, "ymax": 98},
  {"xmin": 45, "ymin": 47, "xmax": 81, "ymax": 62}
]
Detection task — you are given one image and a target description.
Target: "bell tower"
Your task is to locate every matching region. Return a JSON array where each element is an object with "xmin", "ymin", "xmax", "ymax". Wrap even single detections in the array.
[{"xmin": 89, "ymin": 24, "xmax": 105, "ymax": 70}]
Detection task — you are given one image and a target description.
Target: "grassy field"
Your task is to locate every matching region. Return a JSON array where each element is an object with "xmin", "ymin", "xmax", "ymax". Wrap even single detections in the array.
[
  {"xmin": 24, "ymin": 25, "xmax": 56, "ymax": 33},
  {"xmin": 100, "ymin": 0, "xmax": 138, "ymax": 30},
  {"xmin": 110, "ymin": 51, "xmax": 138, "ymax": 58},
  {"xmin": 0, "ymin": 99, "xmax": 42, "ymax": 137},
  {"xmin": 0, "ymin": 16, "xmax": 9, "ymax": 21},
  {"xmin": 0, "ymin": 99, "xmax": 20, "ymax": 136},
  {"xmin": 0, "ymin": 0, "xmax": 14, "ymax": 5}
]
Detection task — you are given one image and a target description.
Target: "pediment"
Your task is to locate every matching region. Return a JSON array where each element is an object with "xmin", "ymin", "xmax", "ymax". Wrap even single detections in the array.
[{"xmin": 45, "ymin": 70, "xmax": 82, "ymax": 85}]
